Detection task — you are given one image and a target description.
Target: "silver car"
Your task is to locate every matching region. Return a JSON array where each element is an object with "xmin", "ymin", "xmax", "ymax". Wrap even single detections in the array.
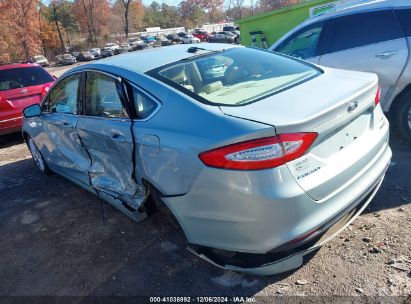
[
  {"xmin": 22, "ymin": 44, "xmax": 391, "ymax": 275},
  {"xmin": 270, "ymin": 0, "xmax": 411, "ymax": 143}
]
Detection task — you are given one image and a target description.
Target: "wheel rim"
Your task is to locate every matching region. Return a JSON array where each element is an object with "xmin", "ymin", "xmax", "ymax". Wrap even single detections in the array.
[{"xmin": 28, "ymin": 138, "xmax": 45, "ymax": 172}]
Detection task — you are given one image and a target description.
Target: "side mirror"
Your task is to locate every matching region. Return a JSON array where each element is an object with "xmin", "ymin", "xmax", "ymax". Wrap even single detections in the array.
[{"xmin": 23, "ymin": 104, "xmax": 42, "ymax": 118}]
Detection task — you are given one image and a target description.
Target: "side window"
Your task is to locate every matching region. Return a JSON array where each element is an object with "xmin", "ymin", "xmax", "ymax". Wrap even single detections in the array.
[
  {"xmin": 326, "ymin": 10, "xmax": 403, "ymax": 53},
  {"xmin": 275, "ymin": 22, "xmax": 325, "ymax": 59},
  {"xmin": 132, "ymin": 87, "xmax": 158, "ymax": 119},
  {"xmin": 395, "ymin": 9, "xmax": 411, "ymax": 37},
  {"xmin": 85, "ymin": 72, "xmax": 129, "ymax": 119},
  {"xmin": 44, "ymin": 74, "xmax": 80, "ymax": 114}
]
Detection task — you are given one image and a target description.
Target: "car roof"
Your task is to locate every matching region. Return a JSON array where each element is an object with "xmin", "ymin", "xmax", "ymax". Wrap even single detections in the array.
[
  {"xmin": 75, "ymin": 43, "xmax": 239, "ymax": 73},
  {"xmin": 0, "ymin": 62, "xmax": 41, "ymax": 71},
  {"xmin": 308, "ymin": 0, "xmax": 408, "ymax": 23}
]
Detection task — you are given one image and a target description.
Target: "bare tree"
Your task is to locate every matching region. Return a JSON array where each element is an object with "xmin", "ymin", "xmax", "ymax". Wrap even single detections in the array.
[{"xmin": 121, "ymin": 0, "xmax": 134, "ymax": 38}]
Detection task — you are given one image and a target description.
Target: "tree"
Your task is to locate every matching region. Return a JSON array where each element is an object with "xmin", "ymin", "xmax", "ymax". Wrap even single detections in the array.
[
  {"xmin": 73, "ymin": 0, "xmax": 111, "ymax": 43},
  {"xmin": 120, "ymin": 0, "xmax": 133, "ymax": 38},
  {"xmin": 0, "ymin": 0, "xmax": 42, "ymax": 61},
  {"xmin": 258, "ymin": 0, "xmax": 299, "ymax": 11}
]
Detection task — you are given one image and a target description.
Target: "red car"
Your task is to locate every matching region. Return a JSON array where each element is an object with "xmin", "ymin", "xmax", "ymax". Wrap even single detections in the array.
[
  {"xmin": 0, "ymin": 63, "xmax": 54, "ymax": 135},
  {"xmin": 192, "ymin": 29, "xmax": 210, "ymax": 42}
]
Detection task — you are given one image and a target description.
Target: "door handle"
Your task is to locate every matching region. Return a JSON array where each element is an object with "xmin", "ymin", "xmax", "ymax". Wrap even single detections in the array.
[
  {"xmin": 111, "ymin": 132, "xmax": 126, "ymax": 141},
  {"xmin": 51, "ymin": 120, "xmax": 74, "ymax": 128},
  {"xmin": 375, "ymin": 51, "xmax": 399, "ymax": 58}
]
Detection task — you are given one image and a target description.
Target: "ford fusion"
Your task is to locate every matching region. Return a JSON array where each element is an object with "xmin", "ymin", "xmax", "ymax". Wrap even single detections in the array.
[{"xmin": 22, "ymin": 44, "xmax": 391, "ymax": 275}]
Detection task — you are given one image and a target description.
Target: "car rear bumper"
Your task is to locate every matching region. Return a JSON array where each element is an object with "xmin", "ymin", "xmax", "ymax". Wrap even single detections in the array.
[
  {"xmin": 162, "ymin": 135, "xmax": 391, "ymax": 256},
  {"xmin": 187, "ymin": 168, "xmax": 386, "ymax": 275}
]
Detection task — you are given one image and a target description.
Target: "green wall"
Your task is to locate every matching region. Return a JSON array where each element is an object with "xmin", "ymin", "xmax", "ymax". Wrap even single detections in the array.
[{"xmin": 238, "ymin": 0, "xmax": 335, "ymax": 47}]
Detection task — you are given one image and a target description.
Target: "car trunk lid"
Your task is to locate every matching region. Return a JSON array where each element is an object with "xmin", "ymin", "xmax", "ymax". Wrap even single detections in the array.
[{"xmin": 219, "ymin": 68, "xmax": 384, "ymax": 200}]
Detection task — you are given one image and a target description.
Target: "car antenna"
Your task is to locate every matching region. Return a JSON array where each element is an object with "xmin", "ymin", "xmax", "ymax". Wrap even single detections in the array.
[{"xmin": 187, "ymin": 46, "xmax": 222, "ymax": 54}]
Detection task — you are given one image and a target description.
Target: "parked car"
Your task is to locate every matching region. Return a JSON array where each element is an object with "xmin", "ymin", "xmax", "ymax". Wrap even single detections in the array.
[
  {"xmin": 61, "ymin": 54, "xmax": 76, "ymax": 65},
  {"xmin": 22, "ymin": 44, "xmax": 391, "ymax": 275},
  {"xmin": 129, "ymin": 37, "xmax": 149, "ymax": 50},
  {"xmin": 223, "ymin": 31, "xmax": 239, "ymax": 43},
  {"xmin": 101, "ymin": 47, "xmax": 114, "ymax": 57},
  {"xmin": 76, "ymin": 51, "xmax": 95, "ymax": 61},
  {"xmin": 166, "ymin": 34, "xmax": 182, "ymax": 44},
  {"xmin": 270, "ymin": 0, "xmax": 411, "ymax": 143},
  {"xmin": 142, "ymin": 36, "xmax": 157, "ymax": 47},
  {"xmin": 223, "ymin": 25, "xmax": 236, "ymax": 32},
  {"xmin": 192, "ymin": 29, "xmax": 210, "ymax": 42},
  {"xmin": 117, "ymin": 43, "xmax": 131, "ymax": 54},
  {"xmin": 153, "ymin": 35, "xmax": 171, "ymax": 47},
  {"xmin": 55, "ymin": 55, "xmax": 63, "ymax": 65},
  {"xmin": 89, "ymin": 48, "xmax": 101, "ymax": 58},
  {"xmin": 181, "ymin": 34, "xmax": 201, "ymax": 44},
  {"xmin": 208, "ymin": 32, "xmax": 235, "ymax": 43},
  {"xmin": 0, "ymin": 62, "xmax": 54, "ymax": 135},
  {"xmin": 33, "ymin": 55, "xmax": 49, "ymax": 67},
  {"xmin": 103, "ymin": 43, "xmax": 120, "ymax": 55}
]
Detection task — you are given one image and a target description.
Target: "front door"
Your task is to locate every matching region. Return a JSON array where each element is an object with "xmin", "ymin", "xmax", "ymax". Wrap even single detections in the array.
[
  {"xmin": 39, "ymin": 72, "xmax": 90, "ymax": 185},
  {"xmin": 76, "ymin": 71, "xmax": 145, "ymax": 209}
]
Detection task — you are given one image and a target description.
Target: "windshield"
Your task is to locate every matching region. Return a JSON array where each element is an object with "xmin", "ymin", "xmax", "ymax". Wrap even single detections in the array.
[
  {"xmin": 63, "ymin": 54, "xmax": 72, "ymax": 59},
  {"xmin": 149, "ymin": 47, "xmax": 320, "ymax": 106},
  {"xmin": 0, "ymin": 67, "xmax": 53, "ymax": 91}
]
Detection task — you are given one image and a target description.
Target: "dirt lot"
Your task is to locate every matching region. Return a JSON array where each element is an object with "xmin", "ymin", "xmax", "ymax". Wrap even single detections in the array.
[
  {"xmin": 0, "ymin": 129, "xmax": 410, "ymax": 302},
  {"xmin": 0, "ymin": 61, "xmax": 410, "ymax": 302}
]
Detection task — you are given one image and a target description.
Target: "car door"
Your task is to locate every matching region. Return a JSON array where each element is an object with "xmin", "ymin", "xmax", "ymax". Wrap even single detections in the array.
[
  {"xmin": 319, "ymin": 9, "xmax": 408, "ymax": 106},
  {"xmin": 273, "ymin": 21, "xmax": 328, "ymax": 64},
  {"xmin": 76, "ymin": 71, "xmax": 145, "ymax": 210},
  {"xmin": 39, "ymin": 72, "xmax": 90, "ymax": 185}
]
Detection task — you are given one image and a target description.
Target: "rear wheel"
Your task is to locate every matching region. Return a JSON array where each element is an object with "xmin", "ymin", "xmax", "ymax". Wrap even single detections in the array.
[
  {"xmin": 27, "ymin": 136, "xmax": 51, "ymax": 175},
  {"xmin": 395, "ymin": 90, "xmax": 411, "ymax": 144}
]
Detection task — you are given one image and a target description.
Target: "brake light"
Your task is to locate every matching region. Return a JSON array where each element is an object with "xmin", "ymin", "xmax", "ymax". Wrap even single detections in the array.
[
  {"xmin": 199, "ymin": 133, "xmax": 318, "ymax": 170},
  {"xmin": 375, "ymin": 85, "xmax": 381, "ymax": 106},
  {"xmin": 41, "ymin": 84, "xmax": 51, "ymax": 99}
]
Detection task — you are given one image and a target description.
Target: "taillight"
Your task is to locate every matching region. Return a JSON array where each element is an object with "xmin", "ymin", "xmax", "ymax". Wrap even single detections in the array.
[
  {"xmin": 41, "ymin": 84, "xmax": 51, "ymax": 99},
  {"xmin": 375, "ymin": 85, "xmax": 381, "ymax": 106},
  {"xmin": 199, "ymin": 133, "xmax": 318, "ymax": 170}
]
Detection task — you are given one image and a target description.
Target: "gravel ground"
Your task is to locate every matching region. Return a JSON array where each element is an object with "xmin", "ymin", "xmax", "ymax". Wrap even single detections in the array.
[
  {"xmin": 0, "ymin": 131, "xmax": 410, "ymax": 302},
  {"xmin": 0, "ymin": 64, "xmax": 410, "ymax": 302}
]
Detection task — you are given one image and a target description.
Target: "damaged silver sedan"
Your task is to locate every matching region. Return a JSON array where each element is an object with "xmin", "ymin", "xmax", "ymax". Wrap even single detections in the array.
[{"xmin": 22, "ymin": 44, "xmax": 391, "ymax": 275}]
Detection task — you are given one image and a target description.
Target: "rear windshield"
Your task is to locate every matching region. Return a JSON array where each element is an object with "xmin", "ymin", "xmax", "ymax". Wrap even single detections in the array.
[
  {"xmin": 149, "ymin": 47, "xmax": 320, "ymax": 106},
  {"xmin": 0, "ymin": 66, "xmax": 53, "ymax": 91}
]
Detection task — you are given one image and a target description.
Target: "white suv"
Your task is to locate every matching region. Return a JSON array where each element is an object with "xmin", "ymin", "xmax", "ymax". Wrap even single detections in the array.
[{"xmin": 270, "ymin": 0, "xmax": 411, "ymax": 143}]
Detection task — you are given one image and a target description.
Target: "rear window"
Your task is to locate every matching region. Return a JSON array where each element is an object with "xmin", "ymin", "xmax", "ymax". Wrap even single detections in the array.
[
  {"xmin": 0, "ymin": 66, "xmax": 53, "ymax": 91},
  {"xmin": 148, "ymin": 47, "xmax": 320, "ymax": 106}
]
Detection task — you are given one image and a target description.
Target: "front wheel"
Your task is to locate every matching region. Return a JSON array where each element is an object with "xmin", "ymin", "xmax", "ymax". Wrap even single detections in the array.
[
  {"xmin": 395, "ymin": 90, "xmax": 411, "ymax": 144},
  {"xmin": 27, "ymin": 136, "xmax": 51, "ymax": 175}
]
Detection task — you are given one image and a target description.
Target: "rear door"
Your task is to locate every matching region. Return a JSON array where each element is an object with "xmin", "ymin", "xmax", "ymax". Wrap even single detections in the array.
[
  {"xmin": 76, "ymin": 71, "xmax": 145, "ymax": 209},
  {"xmin": 39, "ymin": 72, "xmax": 90, "ymax": 185},
  {"xmin": 319, "ymin": 9, "xmax": 408, "ymax": 107},
  {"xmin": 273, "ymin": 21, "xmax": 329, "ymax": 64}
]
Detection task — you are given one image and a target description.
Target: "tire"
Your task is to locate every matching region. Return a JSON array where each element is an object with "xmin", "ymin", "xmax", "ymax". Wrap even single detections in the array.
[
  {"xmin": 27, "ymin": 136, "xmax": 51, "ymax": 175},
  {"xmin": 395, "ymin": 90, "xmax": 411, "ymax": 144}
]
